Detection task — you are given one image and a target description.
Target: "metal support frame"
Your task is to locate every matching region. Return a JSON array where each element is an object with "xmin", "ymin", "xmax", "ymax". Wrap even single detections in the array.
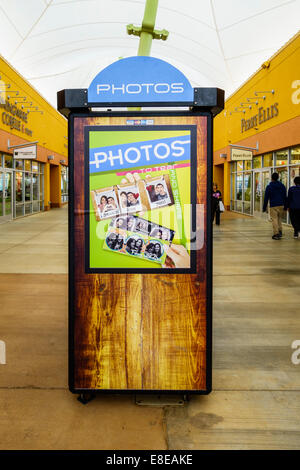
[{"xmin": 57, "ymin": 87, "xmax": 224, "ymax": 117}]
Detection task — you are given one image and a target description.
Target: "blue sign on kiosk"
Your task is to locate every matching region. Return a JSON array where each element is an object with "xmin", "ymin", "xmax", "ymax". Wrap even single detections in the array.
[
  {"xmin": 57, "ymin": 55, "xmax": 224, "ymax": 112},
  {"xmin": 87, "ymin": 56, "xmax": 194, "ymax": 105}
]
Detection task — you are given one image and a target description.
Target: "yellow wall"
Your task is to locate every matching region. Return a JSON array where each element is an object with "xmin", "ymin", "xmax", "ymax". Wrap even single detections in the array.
[
  {"xmin": 0, "ymin": 55, "xmax": 68, "ymax": 158},
  {"xmin": 214, "ymin": 31, "xmax": 300, "ymax": 208},
  {"xmin": 0, "ymin": 55, "xmax": 68, "ymax": 211},
  {"xmin": 214, "ymin": 31, "xmax": 300, "ymax": 153}
]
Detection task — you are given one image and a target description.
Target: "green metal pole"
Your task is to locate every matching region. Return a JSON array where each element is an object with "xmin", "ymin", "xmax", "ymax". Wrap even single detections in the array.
[
  {"xmin": 137, "ymin": 0, "xmax": 159, "ymax": 56},
  {"xmin": 126, "ymin": 0, "xmax": 168, "ymax": 110}
]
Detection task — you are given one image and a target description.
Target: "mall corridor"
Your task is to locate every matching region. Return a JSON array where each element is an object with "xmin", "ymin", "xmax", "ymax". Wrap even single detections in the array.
[{"xmin": 0, "ymin": 207, "xmax": 300, "ymax": 449}]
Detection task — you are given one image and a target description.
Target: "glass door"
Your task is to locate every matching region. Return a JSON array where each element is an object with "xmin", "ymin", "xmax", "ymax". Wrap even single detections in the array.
[
  {"xmin": 0, "ymin": 170, "xmax": 13, "ymax": 223},
  {"xmin": 253, "ymin": 169, "xmax": 271, "ymax": 218}
]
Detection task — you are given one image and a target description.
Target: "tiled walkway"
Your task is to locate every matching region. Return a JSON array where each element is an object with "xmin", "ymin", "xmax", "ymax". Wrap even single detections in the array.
[{"xmin": 0, "ymin": 207, "xmax": 300, "ymax": 449}]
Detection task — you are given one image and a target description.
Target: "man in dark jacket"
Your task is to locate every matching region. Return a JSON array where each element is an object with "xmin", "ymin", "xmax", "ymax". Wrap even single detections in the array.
[
  {"xmin": 287, "ymin": 176, "xmax": 300, "ymax": 238},
  {"xmin": 263, "ymin": 172, "xmax": 287, "ymax": 240}
]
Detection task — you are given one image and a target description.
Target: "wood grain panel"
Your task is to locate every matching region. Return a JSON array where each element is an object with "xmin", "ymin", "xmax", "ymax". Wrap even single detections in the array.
[{"xmin": 71, "ymin": 115, "xmax": 209, "ymax": 391}]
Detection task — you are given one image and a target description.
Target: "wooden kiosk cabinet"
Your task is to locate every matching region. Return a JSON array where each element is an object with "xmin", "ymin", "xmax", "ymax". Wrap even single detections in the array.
[{"xmin": 57, "ymin": 57, "xmax": 224, "ymax": 400}]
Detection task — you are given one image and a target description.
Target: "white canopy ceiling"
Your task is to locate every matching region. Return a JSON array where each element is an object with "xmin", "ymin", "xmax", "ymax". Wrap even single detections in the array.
[{"xmin": 0, "ymin": 0, "xmax": 299, "ymax": 108}]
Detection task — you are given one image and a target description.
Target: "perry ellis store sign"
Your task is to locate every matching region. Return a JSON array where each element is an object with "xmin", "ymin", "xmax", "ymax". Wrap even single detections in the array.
[{"xmin": 241, "ymin": 102, "xmax": 279, "ymax": 133}]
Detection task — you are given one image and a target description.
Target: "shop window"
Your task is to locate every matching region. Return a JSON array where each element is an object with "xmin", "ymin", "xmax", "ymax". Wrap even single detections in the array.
[
  {"xmin": 244, "ymin": 202, "xmax": 251, "ymax": 215},
  {"xmin": 263, "ymin": 153, "xmax": 273, "ymax": 167},
  {"xmin": 291, "ymin": 146, "xmax": 300, "ymax": 165},
  {"xmin": 24, "ymin": 160, "xmax": 31, "ymax": 171},
  {"xmin": 236, "ymin": 174, "xmax": 243, "ymax": 200},
  {"xmin": 14, "ymin": 159, "xmax": 24, "ymax": 170},
  {"xmin": 32, "ymin": 161, "xmax": 39, "ymax": 173},
  {"xmin": 32, "ymin": 174, "xmax": 39, "ymax": 200},
  {"xmin": 236, "ymin": 201, "xmax": 242, "ymax": 212},
  {"xmin": 32, "ymin": 201, "xmax": 40, "ymax": 213},
  {"xmin": 290, "ymin": 167, "xmax": 300, "ymax": 181},
  {"xmin": 16, "ymin": 204, "xmax": 24, "ymax": 218},
  {"xmin": 25, "ymin": 203, "xmax": 32, "ymax": 215},
  {"xmin": 275, "ymin": 149, "xmax": 288, "ymax": 166},
  {"xmin": 244, "ymin": 160, "xmax": 252, "ymax": 170},
  {"xmin": 243, "ymin": 173, "xmax": 252, "ymax": 202},
  {"xmin": 61, "ymin": 166, "xmax": 68, "ymax": 203},
  {"xmin": 231, "ymin": 173, "xmax": 236, "ymax": 201},
  {"xmin": 4, "ymin": 155, "xmax": 13, "ymax": 168},
  {"xmin": 25, "ymin": 173, "xmax": 31, "ymax": 201},
  {"xmin": 253, "ymin": 156, "xmax": 262, "ymax": 168},
  {"xmin": 15, "ymin": 172, "xmax": 23, "ymax": 202},
  {"xmin": 231, "ymin": 162, "xmax": 237, "ymax": 172},
  {"xmin": 237, "ymin": 161, "xmax": 243, "ymax": 171}
]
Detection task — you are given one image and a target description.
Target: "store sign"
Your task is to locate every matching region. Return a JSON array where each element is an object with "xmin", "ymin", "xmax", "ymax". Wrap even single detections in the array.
[
  {"xmin": 241, "ymin": 102, "xmax": 278, "ymax": 133},
  {"xmin": 88, "ymin": 56, "xmax": 194, "ymax": 104},
  {"xmin": 13, "ymin": 145, "xmax": 37, "ymax": 159},
  {"xmin": 0, "ymin": 95, "xmax": 33, "ymax": 136},
  {"xmin": 231, "ymin": 148, "xmax": 253, "ymax": 161}
]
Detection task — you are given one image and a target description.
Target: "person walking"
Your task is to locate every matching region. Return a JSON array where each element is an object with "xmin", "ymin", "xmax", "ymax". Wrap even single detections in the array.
[
  {"xmin": 263, "ymin": 172, "xmax": 287, "ymax": 240},
  {"xmin": 287, "ymin": 176, "xmax": 300, "ymax": 238},
  {"xmin": 212, "ymin": 183, "xmax": 222, "ymax": 226}
]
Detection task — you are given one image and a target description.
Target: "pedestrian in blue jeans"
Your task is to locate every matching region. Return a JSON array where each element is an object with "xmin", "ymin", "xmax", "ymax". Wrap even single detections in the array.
[{"xmin": 287, "ymin": 176, "xmax": 300, "ymax": 238}]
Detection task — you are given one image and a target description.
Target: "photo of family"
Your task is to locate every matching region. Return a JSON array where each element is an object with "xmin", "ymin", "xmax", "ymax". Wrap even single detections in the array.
[{"xmin": 117, "ymin": 184, "xmax": 143, "ymax": 214}]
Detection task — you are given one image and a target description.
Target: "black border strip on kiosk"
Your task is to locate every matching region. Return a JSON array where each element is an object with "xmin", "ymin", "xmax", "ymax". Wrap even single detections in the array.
[{"xmin": 68, "ymin": 111, "xmax": 213, "ymax": 395}]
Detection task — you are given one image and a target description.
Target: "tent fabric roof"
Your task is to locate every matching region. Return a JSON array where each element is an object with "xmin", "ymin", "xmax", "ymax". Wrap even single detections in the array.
[{"xmin": 0, "ymin": 0, "xmax": 299, "ymax": 107}]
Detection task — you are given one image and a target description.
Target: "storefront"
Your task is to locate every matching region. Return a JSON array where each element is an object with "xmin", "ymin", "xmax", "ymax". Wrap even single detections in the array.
[
  {"xmin": 0, "ymin": 153, "xmax": 44, "ymax": 221},
  {"xmin": 230, "ymin": 146, "xmax": 300, "ymax": 222},
  {"xmin": 213, "ymin": 31, "xmax": 300, "ymax": 220},
  {"xmin": 0, "ymin": 56, "xmax": 68, "ymax": 223}
]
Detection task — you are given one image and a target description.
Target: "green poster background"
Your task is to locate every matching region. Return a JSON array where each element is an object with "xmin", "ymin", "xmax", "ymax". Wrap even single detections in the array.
[{"xmin": 89, "ymin": 129, "xmax": 191, "ymax": 269}]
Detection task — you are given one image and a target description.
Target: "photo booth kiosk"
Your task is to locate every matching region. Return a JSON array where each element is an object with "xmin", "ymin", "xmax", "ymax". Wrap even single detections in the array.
[{"xmin": 57, "ymin": 56, "xmax": 224, "ymax": 402}]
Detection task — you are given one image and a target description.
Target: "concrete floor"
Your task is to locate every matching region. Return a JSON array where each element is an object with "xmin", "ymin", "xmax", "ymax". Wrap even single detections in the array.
[{"xmin": 0, "ymin": 206, "xmax": 300, "ymax": 449}]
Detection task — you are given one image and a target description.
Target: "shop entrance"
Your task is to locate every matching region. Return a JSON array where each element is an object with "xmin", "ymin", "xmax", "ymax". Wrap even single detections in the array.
[
  {"xmin": 253, "ymin": 169, "xmax": 271, "ymax": 218},
  {"xmin": 0, "ymin": 170, "xmax": 13, "ymax": 223}
]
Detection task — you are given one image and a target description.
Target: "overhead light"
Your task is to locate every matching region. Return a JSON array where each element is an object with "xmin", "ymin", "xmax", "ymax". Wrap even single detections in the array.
[
  {"xmin": 48, "ymin": 155, "xmax": 54, "ymax": 161},
  {"xmin": 240, "ymin": 103, "xmax": 252, "ymax": 109},
  {"xmin": 220, "ymin": 154, "xmax": 227, "ymax": 158},
  {"xmin": 60, "ymin": 159, "xmax": 66, "ymax": 164},
  {"xmin": 4, "ymin": 90, "xmax": 19, "ymax": 96},
  {"xmin": 254, "ymin": 90, "xmax": 274, "ymax": 96},
  {"xmin": 27, "ymin": 110, "xmax": 43, "ymax": 114}
]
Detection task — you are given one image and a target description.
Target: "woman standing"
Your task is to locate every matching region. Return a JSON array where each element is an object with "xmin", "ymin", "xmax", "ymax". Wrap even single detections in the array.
[{"xmin": 212, "ymin": 183, "xmax": 222, "ymax": 226}]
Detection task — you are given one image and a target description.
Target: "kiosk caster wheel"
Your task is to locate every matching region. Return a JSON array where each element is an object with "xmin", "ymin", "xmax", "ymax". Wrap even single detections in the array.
[{"xmin": 77, "ymin": 392, "xmax": 96, "ymax": 405}]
